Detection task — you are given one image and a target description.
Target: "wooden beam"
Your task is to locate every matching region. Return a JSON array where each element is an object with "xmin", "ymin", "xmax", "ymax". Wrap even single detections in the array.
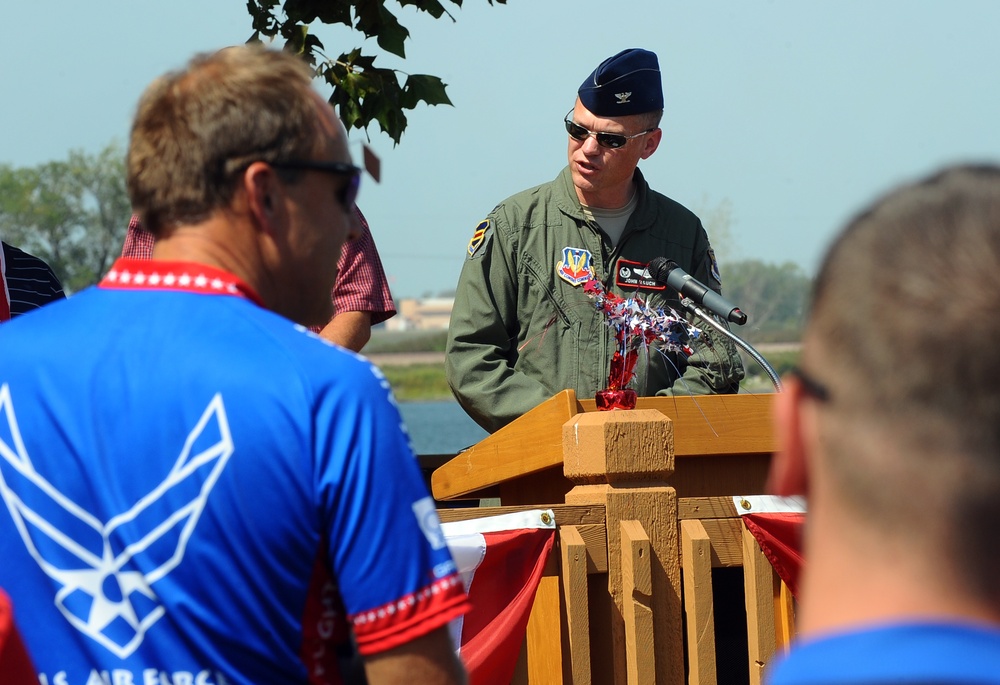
[
  {"xmin": 678, "ymin": 497, "xmax": 740, "ymax": 520},
  {"xmin": 681, "ymin": 520, "xmax": 717, "ymax": 685},
  {"xmin": 432, "ymin": 393, "xmax": 777, "ymax": 500},
  {"xmin": 621, "ymin": 520, "xmax": 655, "ymax": 685},
  {"xmin": 742, "ymin": 523, "xmax": 777, "ymax": 685},
  {"xmin": 578, "ymin": 394, "xmax": 776, "ymax": 457},
  {"xmin": 432, "ymin": 390, "xmax": 577, "ymax": 499},
  {"xmin": 560, "ymin": 525, "xmax": 592, "ymax": 685},
  {"xmin": 436, "ymin": 503, "xmax": 605, "ymax": 526},
  {"xmin": 775, "ymin": 580, "xmax": 796, "ymax": 655}
]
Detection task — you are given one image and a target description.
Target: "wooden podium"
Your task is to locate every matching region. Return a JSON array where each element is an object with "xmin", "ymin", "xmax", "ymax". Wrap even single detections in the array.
[
  {"xmin": 431, "ymin": 390, "xmax": 779, "ymax": 685},
  {"xmin": 432, "ymin": 389, "xmax": 777, "ymax": 505},
  {"xmin": 432, "ymin": 390, "xmax": 783, "ymax": 685}
]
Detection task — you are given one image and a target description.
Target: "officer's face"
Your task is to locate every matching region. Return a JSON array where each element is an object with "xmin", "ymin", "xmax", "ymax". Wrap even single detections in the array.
[{"xmin": 566, "ymin": 100, "xmax": 661, "ymax": 208}]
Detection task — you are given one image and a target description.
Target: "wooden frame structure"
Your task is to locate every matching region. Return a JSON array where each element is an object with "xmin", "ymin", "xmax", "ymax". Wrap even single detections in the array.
[{"xmin": 432, "ymin": 391, "xmax": 794, "ymax": 685}]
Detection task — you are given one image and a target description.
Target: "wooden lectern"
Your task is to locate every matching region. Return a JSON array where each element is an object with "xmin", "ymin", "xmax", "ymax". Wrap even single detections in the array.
[
  {"xmin": 431, "ymin": 390, "xmax": 776, "ymax": 685},
  {"xmin": 432, "ymin": 389, "xmax": 777, "ymax": 505},
  {"xmin": 432, "ymin": 390, "xmax": 783, "ymax": 685}
]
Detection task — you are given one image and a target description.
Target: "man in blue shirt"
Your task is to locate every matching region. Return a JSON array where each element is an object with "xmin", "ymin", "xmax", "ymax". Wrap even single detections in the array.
[
  {"xmin": 767, "ymin": 165, "xmax": 1000, "ymax": 684},
  {"xmin": 0, "ymin": 45, "xmax": 467, "ymax": 685}
]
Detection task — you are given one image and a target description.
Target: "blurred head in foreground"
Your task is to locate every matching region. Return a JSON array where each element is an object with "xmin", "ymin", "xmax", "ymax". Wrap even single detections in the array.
[{"xmin": 768, "ymin": 164, "xmax": 1000, "ymax": 681}]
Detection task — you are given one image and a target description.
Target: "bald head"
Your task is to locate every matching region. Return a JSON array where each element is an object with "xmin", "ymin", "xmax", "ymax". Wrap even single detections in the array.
[
  {"xmin": 807, "ymin": 165, "xmax": 1000, "ymax": 454},
  {"xmin": 797, "ymin": 166, "xmax": 1000, "ymax": 604}
]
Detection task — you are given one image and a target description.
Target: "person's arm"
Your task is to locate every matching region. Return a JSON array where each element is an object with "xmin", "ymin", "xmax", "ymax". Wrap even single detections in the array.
[
  {"xmin": 363, "ymin": 626, "xmax": 467, "ymax": 685},
  {"xmin": 318, "ymin": 310, "xmax": 372, "ymax": 351},
  {"xmin": 326, "ymin": 208, "xmax": 395, "ymax": 351},
  {"xmin": 318, "ymin": 356, "xmax": 469, "ymax": 679},
  {"xmin": 445, "ymin": 217, "xmax": 552, "ymax": 433}
]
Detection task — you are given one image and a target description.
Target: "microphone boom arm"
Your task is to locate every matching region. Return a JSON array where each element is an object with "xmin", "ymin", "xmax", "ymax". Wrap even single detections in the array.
[{"xmin": 680, "ymin": 297, "xmax": 783, "ymax": 392}]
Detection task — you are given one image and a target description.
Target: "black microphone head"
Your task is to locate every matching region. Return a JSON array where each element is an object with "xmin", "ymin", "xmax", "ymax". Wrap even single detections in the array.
[{"xmin": 647, "ymin": 257, "xmax": 678, "ymax": 282}]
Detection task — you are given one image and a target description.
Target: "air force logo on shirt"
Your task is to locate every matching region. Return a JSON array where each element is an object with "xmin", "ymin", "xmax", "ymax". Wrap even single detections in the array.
[
  {"xmin": 412, "ymin": 496, "xmax": 447, "ymax": 551},
  {"xmin": 0, "ymin": 385, "xmax": 233, "ymax": 658}
]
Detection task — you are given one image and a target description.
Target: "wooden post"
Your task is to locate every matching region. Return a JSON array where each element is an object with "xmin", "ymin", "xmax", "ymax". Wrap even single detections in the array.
[
  {"xmin": 742, "ymin": 523, "xmax": 777, "ymax": 685},
  {"xmin": 563, "ymin": 409, "xmax": 682, "ymax": 685},
  {"xmin": 681, "ymin": 519, "xmax": 717, "ymax": 685},
  {"xmin": 561, "ymin": 525, "xmax": 592, "ymax": 685},
  {"xmin": 775, "ymin": 580, "xmax": 796, "ymax": 655},
  {"xmin": 621, "ymin": 520, "xmax": 655, "ymax": 685}
]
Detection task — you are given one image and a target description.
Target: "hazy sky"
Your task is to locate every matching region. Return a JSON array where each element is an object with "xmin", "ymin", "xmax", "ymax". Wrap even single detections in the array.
[{"xmin": 4, "ymin": 1, "xmax": 999, "ymax": 298}]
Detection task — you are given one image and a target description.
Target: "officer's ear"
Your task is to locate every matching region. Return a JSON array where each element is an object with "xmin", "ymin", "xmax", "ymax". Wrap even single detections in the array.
[{"xmin": 639, "ymin": 128, "xmax": 662, "ymax": 160}]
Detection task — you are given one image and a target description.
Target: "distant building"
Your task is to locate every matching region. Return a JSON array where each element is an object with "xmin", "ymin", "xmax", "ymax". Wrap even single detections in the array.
[{"xmin": 386, "ymin": 297, "xmax": 454, "ymax": 331}]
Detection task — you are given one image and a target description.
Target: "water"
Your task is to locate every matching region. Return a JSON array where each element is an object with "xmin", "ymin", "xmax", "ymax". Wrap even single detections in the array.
[{"xmin": 398, "ymin": 400, "xmax": 489, "ymax": 455}]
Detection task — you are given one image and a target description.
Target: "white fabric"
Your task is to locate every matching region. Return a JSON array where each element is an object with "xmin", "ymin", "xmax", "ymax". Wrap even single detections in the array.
[
  {"xmin": 440, "ymin": 508, "xmax": 556, "ymax": 536},
  {"xmin": 733, "ymin": 495, "xmax": 807, "ymax": 516}
]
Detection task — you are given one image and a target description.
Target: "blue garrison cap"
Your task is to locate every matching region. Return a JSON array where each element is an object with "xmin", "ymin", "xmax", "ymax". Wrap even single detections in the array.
[{"xmin": 578, "ymin": 48, "xmax": 664, "ymax": 117}]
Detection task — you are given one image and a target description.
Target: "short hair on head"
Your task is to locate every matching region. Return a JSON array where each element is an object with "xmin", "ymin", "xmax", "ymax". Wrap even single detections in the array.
[
  {"xmin": 809, "ymin": 164, "xmax": 1000, "ymax": 444},
  {"xmin": 635, "ymin": 109, "xmax": 663, "ymax": 132},
  {"xmin": 807, "ymin": 164, "xmax": 1000, "ymax": 596},
  {"xmin": 127, "ymin": 45, "xmax": 321, "ymax": 234}
]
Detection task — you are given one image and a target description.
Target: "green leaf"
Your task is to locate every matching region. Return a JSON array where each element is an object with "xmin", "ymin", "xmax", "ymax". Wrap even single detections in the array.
[
  {"xmin": 314, "ymin": 1, "xmax": 352, "ymax": 25},
  {"xmin": 246, "ymin": 0, "xmax": 280, "ymax": 36},
  {"xmin": 397, "ymin": 0, "xmax": 448, "ymax": 19},
  {"xmin": 402, "ymin": 74, "xmax": 452, "ymax": 108},
  {"xmin": 354, "ymin": 2, "xmax": 409, "ymax": 57},
  {"xmin": 242, "ymin": 0, "xmax": 506, "ymax": 145},
  {"xmin": 375, "ymin": 20, "xmax": 409, "ymax": 58}
]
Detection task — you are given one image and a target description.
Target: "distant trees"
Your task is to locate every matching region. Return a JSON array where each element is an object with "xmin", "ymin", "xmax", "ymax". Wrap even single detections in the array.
[
  {"xmin": 0, "ymin": 143, "xmax": 130, "ymax": 293},
  {"xmin": 693, "ymin": 196, "xmax": 810, "ymax": 343},
  {"xmin": 722, "ymin": 259, "xmax": 811, "ymax": 342}
]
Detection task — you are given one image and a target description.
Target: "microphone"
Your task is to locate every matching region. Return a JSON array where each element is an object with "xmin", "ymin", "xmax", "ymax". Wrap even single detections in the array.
[{"xmin": 647, "ymin": 257, "xmax": 748, "ymax": 325}]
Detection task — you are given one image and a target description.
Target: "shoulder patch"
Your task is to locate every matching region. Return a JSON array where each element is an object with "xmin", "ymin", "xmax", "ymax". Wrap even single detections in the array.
[
  {"xmin": 707, "ymin": 248, "xmax": 722, "ymax": 285},
  {"xmin": 467, "ymin": 220, "xmax": 489, "ymax": 257}
]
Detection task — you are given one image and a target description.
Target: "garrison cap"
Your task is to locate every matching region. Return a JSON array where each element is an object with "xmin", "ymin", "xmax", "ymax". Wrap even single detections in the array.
[{"xmin": 578, "ymin": 48, "xmax": 664, "ymax": 116}]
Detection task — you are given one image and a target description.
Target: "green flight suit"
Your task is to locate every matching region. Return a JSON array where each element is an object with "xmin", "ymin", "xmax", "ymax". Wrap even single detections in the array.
[{"xmin": 446, "ymin": 166, "xmax": 744, "ymax": 433}]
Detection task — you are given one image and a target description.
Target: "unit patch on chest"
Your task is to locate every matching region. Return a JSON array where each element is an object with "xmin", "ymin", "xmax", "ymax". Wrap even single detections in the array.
[{"xmin": 556, "ymin": 247, "xmax": 594, "ymax": 286}]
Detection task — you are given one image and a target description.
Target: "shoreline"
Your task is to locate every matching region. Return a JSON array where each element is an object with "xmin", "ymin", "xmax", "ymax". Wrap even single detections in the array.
[{"xmin": 366, "ymin": 342, "xmax": 801, "ymax": 368}]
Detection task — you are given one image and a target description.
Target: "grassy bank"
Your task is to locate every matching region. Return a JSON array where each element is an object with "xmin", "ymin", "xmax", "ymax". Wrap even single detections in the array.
[{"xmin": 381, "ymin": 363, "xmax": 452, "ymax": 401}]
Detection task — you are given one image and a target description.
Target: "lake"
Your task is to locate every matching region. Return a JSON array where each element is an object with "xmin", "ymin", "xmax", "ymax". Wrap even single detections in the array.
[{"xmin": 398, "ymin": 400, "xmax": 489, "ymax": 455}]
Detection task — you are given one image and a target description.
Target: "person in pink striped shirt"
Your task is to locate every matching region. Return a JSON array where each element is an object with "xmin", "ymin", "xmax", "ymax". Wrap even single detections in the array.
[{"xmin": 121, "ymin": 207, "xmax": 394, "ymax": 351}]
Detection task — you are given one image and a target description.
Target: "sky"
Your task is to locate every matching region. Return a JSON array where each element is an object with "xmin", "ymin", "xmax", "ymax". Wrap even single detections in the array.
[{"xmin": 3, "ymin": 1, "xmax": 1000, "ymax": 298}]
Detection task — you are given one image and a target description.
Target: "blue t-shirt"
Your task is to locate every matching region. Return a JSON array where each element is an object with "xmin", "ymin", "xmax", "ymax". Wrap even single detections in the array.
[
  {"xmin": 0, "ymin": 263, "xmax": 467, "ymax": 685},
  {"xmin": 767, "ymin": 622, "xmax": 1000, "ymax": 685}
]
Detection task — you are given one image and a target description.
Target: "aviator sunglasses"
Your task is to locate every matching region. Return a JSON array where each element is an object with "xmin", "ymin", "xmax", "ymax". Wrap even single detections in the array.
[
  {"xmin": 271, "ymin": 160, "xmax": 362, "ymax": 210},
  {"xmin": 564, "ymin": 110, "xmax": 656, "ymax": 149}
]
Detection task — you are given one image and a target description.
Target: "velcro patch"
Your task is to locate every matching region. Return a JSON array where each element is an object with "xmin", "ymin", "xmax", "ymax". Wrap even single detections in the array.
[
  {"xmin": 556, "ymin": 247, "xmax": 594, "ymax": 286},
  {"xmin": 708, "ymin": 248, "xmax": 722, "ymax": 285},
  {"xmin": 467, "ymin": 219, "xmax": 489, "ymax": 257},
  {"xmin": 614, "ymin": 258, "xmax": 666, "ymax": 291}
]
